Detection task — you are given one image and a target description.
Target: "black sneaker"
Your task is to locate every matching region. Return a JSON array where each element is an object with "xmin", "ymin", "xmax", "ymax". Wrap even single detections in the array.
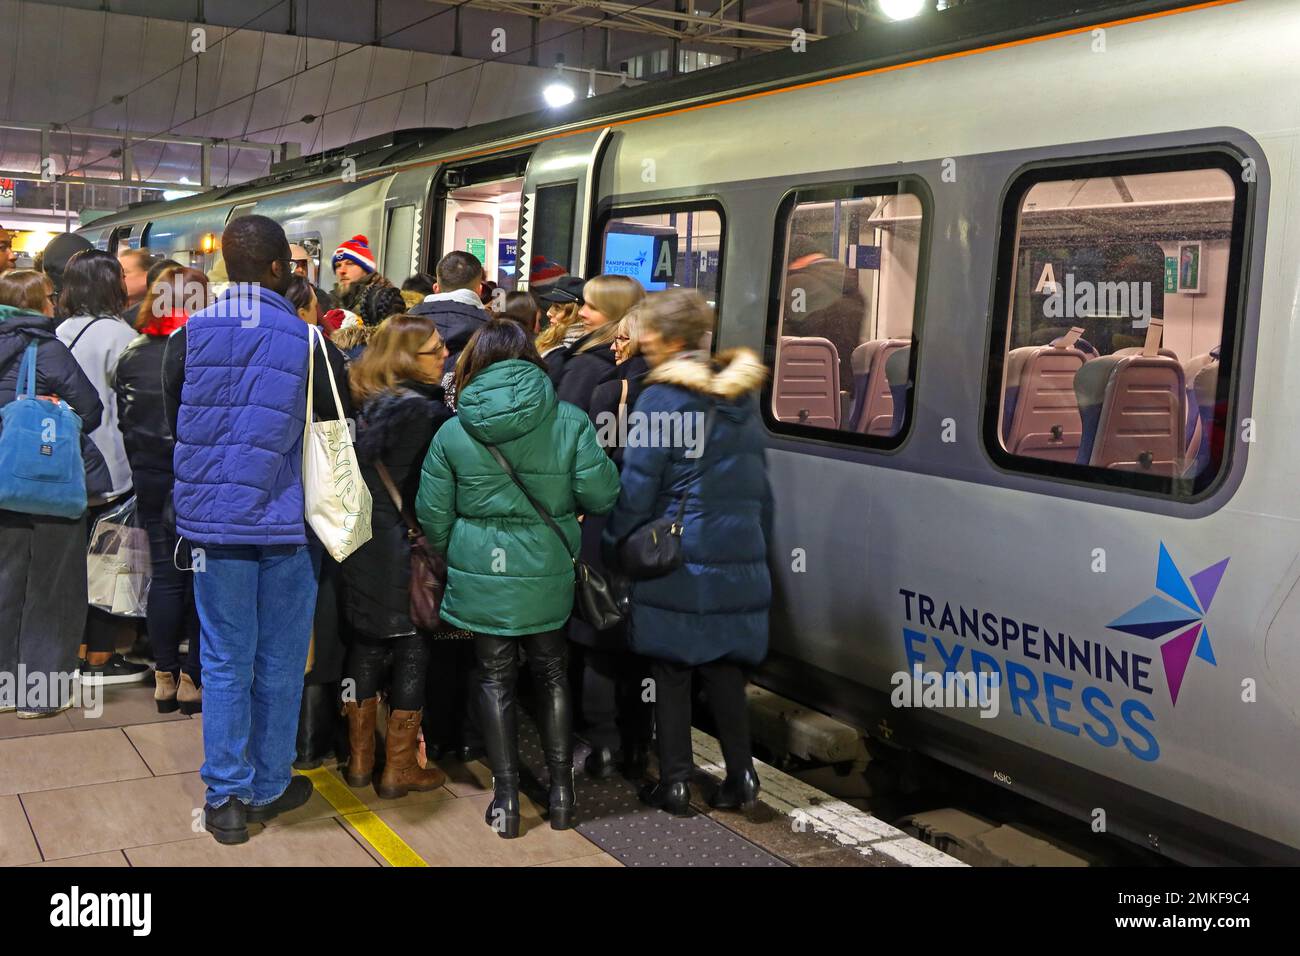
[
  {"xmin": 245, "ymin": 775, "xmax": 315, "ymax": 824},
  {"xmin": 204, "ymin": 799, "xmax": 248, "ymax": 845},
  {"xmin": 81, "ymin": 654, "xmax": 152, "ymax": 685}
]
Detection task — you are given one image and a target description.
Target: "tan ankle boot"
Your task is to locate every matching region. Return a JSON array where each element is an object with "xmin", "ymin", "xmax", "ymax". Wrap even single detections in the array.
[
  {"xmin": 377, "ymin": 709, "xmax": 447, "ymax": 799},
  {"xmin": 343, "ymin": 698, "xmax": 378, "ymax": 788},
  {"xmin": 177, "ymin": 673, "xmax": 202, "ymax": 715},
  {"xmin": 154, "ymin": 671, "xmax": 179, "ymax": 714}
]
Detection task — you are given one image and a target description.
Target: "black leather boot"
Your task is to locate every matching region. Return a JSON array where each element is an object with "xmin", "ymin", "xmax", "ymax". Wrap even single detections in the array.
[
  {"xmin": 708, "ymin": 766, "xmax": 760, "ymax": 811},
  {"xmin": 638, "ymin": 780, "xmax": 692, "ymax": 817},
  {"xmin": 584, "ymin": 745, "xmax": 618, "ymax": 779},
  {"xmin": 548, "ymin": 764, "xmax": 576, "ymax": 830},
  {"xmin": 485, "ymin": 772, "xmax": 521, "ymax": 838},
  {"xmin": 293, "ymin": 682, "xmax": 339, "ymax": 770},
  {"xmin": 476, "ymin": 635, "xmax": 522, "ymax": 838},
  {"xmin": 527, "ymin": 630, "xmax": 576, "ymax": 829}
]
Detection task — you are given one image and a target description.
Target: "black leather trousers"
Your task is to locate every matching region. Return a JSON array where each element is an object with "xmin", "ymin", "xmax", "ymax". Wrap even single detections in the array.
[{"xmin": 474, "ymin": 629, "xmax": 572, "ymax": 780}]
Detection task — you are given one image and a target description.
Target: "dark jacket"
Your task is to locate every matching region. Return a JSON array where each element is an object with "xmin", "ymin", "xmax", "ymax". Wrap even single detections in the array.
[
  {"xmin": 415, "ymin": 359, "xmax": 620, "ymax": 636},
  {"xmin": 551, "ymin": 328, "xmax": 618, "ymax": 413},
  {"xmin": 408, "ymin": 295, "xmax": 488, "ymax": 377},
  {"xmin": 0, "ymin": 305, "xmax": 111, "ymax": 502},
  {"xmin": 341, "ymin": 380, "xmax": 453, "ymax": 639},
  {"xmin": 114, "ymin": 329, "xmax": 175, "ymax": 479},
  {"xmin": 588, "ymin": 354, "xmax": 650, "ymax": 468},
  {"xmin": 603, "ymin": 349, "xmax": 773, "ymax": 667}
]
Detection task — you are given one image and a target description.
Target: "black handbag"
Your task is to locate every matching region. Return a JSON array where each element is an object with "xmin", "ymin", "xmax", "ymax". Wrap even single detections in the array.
[
  {"xmin": 480, "ymin": 441, "xmax": 627, "ymax": 632},
  {"xmin": 618, "ymin": 406, "xmax": 717, "ymax": 580}
]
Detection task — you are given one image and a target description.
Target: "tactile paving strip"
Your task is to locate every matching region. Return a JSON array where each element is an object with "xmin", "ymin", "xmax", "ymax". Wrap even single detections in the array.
[{"xmin": 516, "ymin": 718, "xmax": 787, "ymax": 867}]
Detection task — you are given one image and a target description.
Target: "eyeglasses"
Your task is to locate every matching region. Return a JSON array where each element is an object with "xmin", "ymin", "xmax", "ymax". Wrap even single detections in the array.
[
  {"xmin": 47, "ymin": 292, "xmax": 60, "ymax": 305},
  {"xmin": 417, "ymin": 342, "xmax": 446, "ymax": 356},
  {"xmin": 291, "ymin": 258, "xmax": 310, "ymax": 273}
]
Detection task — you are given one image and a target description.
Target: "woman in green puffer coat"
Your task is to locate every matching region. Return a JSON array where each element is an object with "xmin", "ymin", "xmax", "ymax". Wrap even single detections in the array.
[{"xmin": 416, "ymin": 319, "xmax": 620, "ymax": 839}]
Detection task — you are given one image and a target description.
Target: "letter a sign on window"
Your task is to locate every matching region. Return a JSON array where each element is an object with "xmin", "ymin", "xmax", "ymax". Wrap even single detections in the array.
[{"xmin": 651, "ymin": 235, "xmax": 678, "ymax": 284}]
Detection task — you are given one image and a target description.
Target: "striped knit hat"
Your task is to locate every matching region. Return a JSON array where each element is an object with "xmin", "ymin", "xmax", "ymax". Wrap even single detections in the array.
[{"xmin": 332, "ymin": 234, "xmax": 376, "ymax": 274}]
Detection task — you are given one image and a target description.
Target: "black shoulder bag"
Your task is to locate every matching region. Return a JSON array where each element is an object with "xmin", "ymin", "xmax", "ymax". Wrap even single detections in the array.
[
  {"xmin": 479, "ymin": 441, "xmax": 627, "ymax": 632},
  {"xmin": 617, "ymin": 405, "xmax": 717, "ymax": 580}
]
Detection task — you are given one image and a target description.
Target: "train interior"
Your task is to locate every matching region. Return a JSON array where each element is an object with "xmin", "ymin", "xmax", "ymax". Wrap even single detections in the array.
[
  {"xmin": 440, "ymin": 176, "xmax": 523, "ymax": 290},
  {"xmin": 771, "ymin": 190, "xmax": 923, "ymax": 435},
  {"xmin": 769, "ymin": 166, "xmax": 1232, "ymax": 483},
  {"xmin": 998, "ymin": 165, "xmax": 1232, "ymax": 479}
]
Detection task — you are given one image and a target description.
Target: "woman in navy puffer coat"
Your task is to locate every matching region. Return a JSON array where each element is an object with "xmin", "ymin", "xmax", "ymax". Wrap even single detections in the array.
[{"xmin": 603, "ymin": 288, "xmax": 772, "ymax": 818}]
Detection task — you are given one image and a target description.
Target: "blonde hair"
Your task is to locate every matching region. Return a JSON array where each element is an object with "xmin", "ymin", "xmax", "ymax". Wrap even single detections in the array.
[
  {"xmin": 535, "ymin": 300, "xmax": 580, "ymax": 353},
  {"xmin": 636, "ymin": 288, "xmax": 714, "ymax": 351},
  {"xmin": 575, "ymin": 274, "xmax": 645, "ymax": 353},
  {"xmin": 348, "ymin": 313, "xmax": 439, "ymax": 404},
  {"xmin": 616, "ymin": 305, "xmax": 644, "ymax": 359}
]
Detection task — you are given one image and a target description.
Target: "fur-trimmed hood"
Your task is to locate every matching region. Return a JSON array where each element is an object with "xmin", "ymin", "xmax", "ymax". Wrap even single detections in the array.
[
  {"xmin": 355, "ymin": 381, "xmax": 448, "ymax": 464},
  {"xmin": 645, "ymin": 348, "xmax": 767, "ymax": 401}
]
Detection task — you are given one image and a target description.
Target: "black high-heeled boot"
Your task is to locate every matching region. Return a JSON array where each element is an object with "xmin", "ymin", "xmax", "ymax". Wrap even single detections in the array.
[
  {"xmin": 477, "ymin": 635, "xmax": 522, "ymax": 839},
  {"xmin": 293, "ymin": 681, "xmax": 339, "ymax": 770},
  {"xmin": 528, "ymin": 630, "xmax": 576, "ymax": 830},
  {"xmin": 708, "ymin": 766, "xmax": 760, "ymax": 811},
  {"xmin": 548, "ymin": 765, "xmax": 576, "ymax": 830},
  {"xmin": 485, "ymin": 772, "xmax": 521, "ymax": 839},
  {"xmin": 638, "ymin": 780, "xmax": 692, "ymax": 817}
]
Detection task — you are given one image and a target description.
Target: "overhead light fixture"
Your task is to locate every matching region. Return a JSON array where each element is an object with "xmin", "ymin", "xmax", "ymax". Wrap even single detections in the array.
[
  {"xmin": 878, "ymin": 0, "xmax": 926, "ymax": 19},
  {"xmin": 543, "ymin": 81, "xmax": 576, "ymax": 107},
  {"xmin": 544, "ymin": 57, "xmax": 576, "ymax": 107}
]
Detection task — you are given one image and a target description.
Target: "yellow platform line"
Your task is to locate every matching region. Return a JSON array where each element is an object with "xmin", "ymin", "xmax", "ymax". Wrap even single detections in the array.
[{"xmin": 298, "ymin": 766, "xmax": 428, "ymax": 867}]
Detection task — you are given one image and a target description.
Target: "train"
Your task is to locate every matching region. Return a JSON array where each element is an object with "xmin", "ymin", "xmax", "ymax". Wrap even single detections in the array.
[{"xmin": 79, "ymin": 0, "xmax": 1300, "ymax": 864}]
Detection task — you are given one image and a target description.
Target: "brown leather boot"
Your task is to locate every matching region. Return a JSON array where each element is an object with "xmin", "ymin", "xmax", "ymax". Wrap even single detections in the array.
[
  {"xmin": 177, "ymin": 673, "xmax": 202, "ymax": 715},
  {"xmin": 343, "ymin": 698, "xmax": 378, "ymax": 788},
  {"xmin": 377, "ymin": 709, "xmax": 447, "ymax": 799},
  {"xmin": 154, "ymin": 671, "xmax": 179, "ymax": 714}
]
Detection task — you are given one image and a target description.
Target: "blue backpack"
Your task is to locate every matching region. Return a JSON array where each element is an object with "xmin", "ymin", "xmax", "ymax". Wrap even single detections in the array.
[{"xmin": 0, "ymin": 340, "xmax": 87, "ymax": 518}]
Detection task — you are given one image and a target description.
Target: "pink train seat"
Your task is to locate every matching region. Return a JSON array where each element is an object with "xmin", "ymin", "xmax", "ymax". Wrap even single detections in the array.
[
  {"xmin": 774, "ymin": 336, "xmax": 841, "ymax": 429},
  {"xmin": 1002, "ymin": 326, "xmax": 1089, "ymax": 462},
  {"xmin": 1074, "ymin": 319, "xmax": 1186, "ymax": 475}
]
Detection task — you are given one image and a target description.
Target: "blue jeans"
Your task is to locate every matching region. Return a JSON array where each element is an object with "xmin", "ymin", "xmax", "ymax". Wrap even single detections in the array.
[{"xmin": 193, "ymin": 543, "xmax": 321, "ymax": 808}]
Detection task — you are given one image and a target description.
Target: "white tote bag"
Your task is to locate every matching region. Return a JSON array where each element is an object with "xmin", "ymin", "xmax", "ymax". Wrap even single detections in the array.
[{"xmin": 302, "ymin": 325, "xmax": 372, "ymax": 562}]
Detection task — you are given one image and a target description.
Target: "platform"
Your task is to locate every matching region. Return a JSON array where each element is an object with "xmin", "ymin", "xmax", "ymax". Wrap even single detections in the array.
[{"xmin": 0, "ymin": 684, "xmax": 960, "ymax": 868}]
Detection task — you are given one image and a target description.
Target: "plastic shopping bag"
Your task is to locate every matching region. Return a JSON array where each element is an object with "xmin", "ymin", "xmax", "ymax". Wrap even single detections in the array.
[{"xmin": 87, "ymin": 496, "xmax": 151, "ymax": 617}]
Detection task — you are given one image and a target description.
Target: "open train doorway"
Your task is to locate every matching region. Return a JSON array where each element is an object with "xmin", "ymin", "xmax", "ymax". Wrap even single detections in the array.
[{"xmin": 432, "ymin": 154, "xmax": 529, "ymax": 292}]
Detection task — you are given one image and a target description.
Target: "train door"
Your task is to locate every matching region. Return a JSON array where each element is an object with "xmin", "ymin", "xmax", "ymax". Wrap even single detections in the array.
[
  {"xmin": 517, "ymin": 128, "xmax": 615, "ymax": 288},
  {"xmin": 430, "ymin": 153, "xmax": 529, "ymax": 290}
]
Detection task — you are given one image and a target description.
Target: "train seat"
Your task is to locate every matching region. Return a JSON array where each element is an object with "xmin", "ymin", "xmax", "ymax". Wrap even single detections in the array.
[
  {"xmin": 774, "ymin": 336, "xmax": 841, "ymax": 429},
  {"xmin": 885, "ymin": 345, "xmax": 911, "ymax": 436},
  {"xmin": 847, "ymin": 338, "xmax": 909, "ymax": 436},
  {"xmin": 1181, "ymin": 351, "xmax": 1218, "ymax": 464},
  {"xmin": 1075, "ymin": 319, "xmax": 1186, "ymax": 475},
  {"xmin": 1001, "ymin": 326, "xmax": 1089, "ymax": 461},
  {"xmin": 1191, "ymin": 358, "xmax": 1221, "ymax": 478}
]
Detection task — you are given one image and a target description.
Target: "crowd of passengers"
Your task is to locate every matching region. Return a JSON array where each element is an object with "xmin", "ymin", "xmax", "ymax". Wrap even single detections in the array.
[{"xmin": 0, "ymin": 216, "xmax": 772, "ymax": 845}]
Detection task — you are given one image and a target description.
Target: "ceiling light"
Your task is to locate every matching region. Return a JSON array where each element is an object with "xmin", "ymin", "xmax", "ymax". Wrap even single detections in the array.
[
  {"xmin": 878, "ymin": 0, "xmax": 926, "ymax": 20},
  {"xmin": 544, "ymin": 82, "xmax": 576, "ymax": 107}
]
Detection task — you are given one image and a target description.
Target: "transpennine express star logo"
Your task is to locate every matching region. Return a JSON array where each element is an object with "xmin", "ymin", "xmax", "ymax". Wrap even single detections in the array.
[{"xmin": 1106, "ymin": 544, "xmax": 1229, "ymax": 706}]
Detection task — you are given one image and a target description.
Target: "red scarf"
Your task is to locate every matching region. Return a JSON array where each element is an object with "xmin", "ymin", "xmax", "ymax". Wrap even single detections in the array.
[{"xmin": 139, "ymin": 311, "xmax": 189, "ymax": 337}]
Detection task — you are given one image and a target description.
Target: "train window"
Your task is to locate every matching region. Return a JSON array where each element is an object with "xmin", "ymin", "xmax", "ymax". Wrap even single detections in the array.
[
  {"xmin": 528, "ymin": 182, "xmax": 578, "ymax": 284},
  {"xmin": 384, "ymin": 205, "xmax": 416, "ymax": 280},
  {"xmin": 597, "ymin": 204, "xmax": 724, "ymax": 315},
  {"xmin": 765, "ymin": 180, "xmax": 926, "ymax": 445},
  {"xmin": 985, "ymin": 151, "xmax": 1250, "ymax": 497},
  {"xmin": 226, "ymin": 202, "xmax": 256, "ymax": 224}
]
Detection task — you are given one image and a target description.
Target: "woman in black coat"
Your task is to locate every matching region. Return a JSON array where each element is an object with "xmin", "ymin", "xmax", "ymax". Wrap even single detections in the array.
[
  {"xmin": 0, "ymin": 270, "xmax": 105, "ymax": 718},
  {"xmin": 574, "ymin": 307, "xmax": 653, "ymax": 778},
  {"xmin": 114, "ymin": 265, "xmax": 206, "ymax": 715},
  {"xmin": 551, "ymin": 274, "xmax": 644, "ymax": 413},
  {"xmin": 339, "ymin": 312, "xmax": 455, "ymax": 798}
]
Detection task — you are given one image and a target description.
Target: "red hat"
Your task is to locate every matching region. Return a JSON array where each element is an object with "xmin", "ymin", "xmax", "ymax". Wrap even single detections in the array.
[{"xmin": 332, "ymin": 235, "xmax": 376, "ymax": 274}]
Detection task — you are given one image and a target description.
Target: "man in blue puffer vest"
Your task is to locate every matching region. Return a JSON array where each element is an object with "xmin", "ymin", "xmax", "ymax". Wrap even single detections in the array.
[{"xmin": 162, "ymin": 215, "xmax": 339, "ymax": 845}]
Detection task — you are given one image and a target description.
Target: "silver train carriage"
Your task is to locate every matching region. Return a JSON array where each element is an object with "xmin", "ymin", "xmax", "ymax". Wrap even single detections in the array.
[{"xmin": 80, "ymin": 0, "xmax": 1300, "ymax": 864}]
